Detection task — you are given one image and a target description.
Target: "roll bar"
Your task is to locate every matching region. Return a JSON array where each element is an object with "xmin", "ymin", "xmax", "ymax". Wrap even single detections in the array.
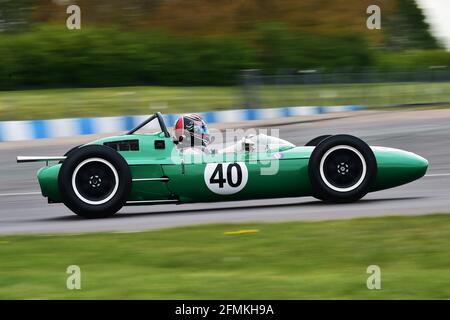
[{"xmin": 126, "ymin": 112, "xmax": 171, "ymax": 138}]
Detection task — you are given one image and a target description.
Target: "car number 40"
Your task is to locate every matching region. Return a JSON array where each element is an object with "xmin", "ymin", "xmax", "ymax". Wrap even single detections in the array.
[{"xmin": 204, "ymin": 162, "xmax": 248, "ymax": 195}]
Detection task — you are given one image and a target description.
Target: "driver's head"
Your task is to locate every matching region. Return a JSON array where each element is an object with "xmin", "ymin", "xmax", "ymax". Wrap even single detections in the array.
[{"xmin": 174, "ymin": 114, "xmax": 210, "ymax": 147}]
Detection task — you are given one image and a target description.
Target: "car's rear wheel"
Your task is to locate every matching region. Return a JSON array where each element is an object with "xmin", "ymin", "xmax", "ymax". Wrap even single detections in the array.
[
  {"xmin": 59, "ymin": 145, "xmax": 81, "ymax": 164},
  {"xmin": 308, "ymin": 135, "xmax": 377, "ymax": 202},
  {"xmin": 305, "ymin": 135, "xmax": 332, "ymax": 146},
  {"xmin": 58, "ymin": 145, "xmax": 131, "ymax": 218}
]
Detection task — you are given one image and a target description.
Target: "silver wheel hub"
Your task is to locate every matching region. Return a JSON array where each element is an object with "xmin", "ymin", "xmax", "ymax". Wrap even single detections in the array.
[
  {"xmin": 89, "ymin": 175, "xmax": 102, "ymax": 188},
  {"xmin": 337, "ymin": 162, "xmax": 349, "ymax": 175}
]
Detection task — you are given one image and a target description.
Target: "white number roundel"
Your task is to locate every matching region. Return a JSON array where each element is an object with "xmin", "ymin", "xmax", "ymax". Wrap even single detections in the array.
[{"xmin": 204, "ymin": 162, "xmax": 248, "ymax": 195}]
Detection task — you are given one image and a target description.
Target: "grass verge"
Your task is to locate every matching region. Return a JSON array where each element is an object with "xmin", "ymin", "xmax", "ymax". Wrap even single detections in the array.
[
  {"xmin": 1, "ymin": 82, "xmax": 450, "ymax": 120},
  {"xmin": 1, "ymin": 214, "xmax": 450, "ymax": 299}
]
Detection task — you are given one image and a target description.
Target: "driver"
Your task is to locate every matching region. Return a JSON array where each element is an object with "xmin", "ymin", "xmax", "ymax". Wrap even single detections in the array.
[{"xmin": 173, "ymin": 114, "xmax": 211, "ymax": 153}]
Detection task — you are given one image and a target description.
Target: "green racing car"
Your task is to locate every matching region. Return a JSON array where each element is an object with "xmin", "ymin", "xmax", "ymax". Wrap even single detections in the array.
[{"xmin": 17, "ymin": 112, "xmax": 428, "ymax": 218}]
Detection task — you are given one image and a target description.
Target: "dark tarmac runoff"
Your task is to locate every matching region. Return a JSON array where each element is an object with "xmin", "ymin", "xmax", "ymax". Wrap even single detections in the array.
[{"xmin": 0, "ymin": 109, "xmax": 449, "ymax": 235}]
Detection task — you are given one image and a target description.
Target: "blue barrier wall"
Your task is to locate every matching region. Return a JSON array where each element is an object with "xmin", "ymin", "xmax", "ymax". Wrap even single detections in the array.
[{"xmin": 0, "ymin": 105, "xmax": 365, "ymax": 141}]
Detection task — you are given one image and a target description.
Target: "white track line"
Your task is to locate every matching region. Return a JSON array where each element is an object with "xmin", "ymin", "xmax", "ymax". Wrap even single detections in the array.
[
  {"xmin": 0, "ymin": 192, "xmax": 41, "ymax": 197},
  {"xmin": 425, "ymin": 173, "xmax": 450, "ymax": 178}
]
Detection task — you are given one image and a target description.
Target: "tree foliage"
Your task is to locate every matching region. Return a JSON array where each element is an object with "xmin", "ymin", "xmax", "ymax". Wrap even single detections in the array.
[{"xmin": 383, "ymin": 0, "xmax": 441, "ymax": 50}]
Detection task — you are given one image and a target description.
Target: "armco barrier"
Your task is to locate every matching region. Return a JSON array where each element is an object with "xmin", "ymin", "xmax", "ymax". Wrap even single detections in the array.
[{"xmin": 0, "ymin": 105, "xmax": 365, "ymax": 142}]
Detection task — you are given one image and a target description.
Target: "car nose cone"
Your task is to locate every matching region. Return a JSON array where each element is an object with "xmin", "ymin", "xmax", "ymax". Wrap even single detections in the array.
[{"xmin": 371, "ymin": 147, "xmax": 428, "ymax": 191}]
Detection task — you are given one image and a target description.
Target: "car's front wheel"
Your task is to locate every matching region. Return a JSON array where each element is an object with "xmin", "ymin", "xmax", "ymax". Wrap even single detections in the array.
[
  {"xmin": 308, "ymin": 135, "xmax": 377, "ymax": 203},
  {"xmin": 58, "ymin": 145, "xmax": 131, "ymax": 218}
]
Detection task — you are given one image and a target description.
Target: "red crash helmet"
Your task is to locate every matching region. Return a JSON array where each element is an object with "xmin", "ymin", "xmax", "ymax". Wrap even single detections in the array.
[{"xmin": 174, "ymin": 114, "xmax": 210, "ymax": 147}]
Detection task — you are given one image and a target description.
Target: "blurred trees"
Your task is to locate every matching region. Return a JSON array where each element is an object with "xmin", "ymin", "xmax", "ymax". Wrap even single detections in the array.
[
  {"xmin": 0, "ymin": 26, "xmax": 255, "ymax": 88},
  {"xmin": 0, "ymin": 24, "xmax": 371, "ymax": 88},
  {"xmin": 34, "ymin": 0, "xmax": 164, "ymax": 29},
  {"xmin": 383, "ymin": 0, "xmax": 440, "ymax": 50},
  {"xmin": 253, "ymin": 22, "xmax": 373, "ymax": 73},
  {"xmin": 0, "ymin": 0, "xmax": 35, "ymax": 32},
  {"xmin": 0, "ymin": 0, "xmax": 445, "ymax": 89},
  {"xmin": 28, "ymin": 0, "xmax": 437, "ymax": 50}
]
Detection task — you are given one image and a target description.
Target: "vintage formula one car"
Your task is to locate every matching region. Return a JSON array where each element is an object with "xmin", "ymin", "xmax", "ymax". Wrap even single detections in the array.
[{"xmin": 17, "ymin": 112, "xmax": 428, "ymax": 218}]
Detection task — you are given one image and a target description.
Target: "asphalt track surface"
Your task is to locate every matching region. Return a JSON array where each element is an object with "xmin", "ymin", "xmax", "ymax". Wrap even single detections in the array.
[{"xmin": 0, "ymin": 109, "xmax": 449, "ymax": 235}]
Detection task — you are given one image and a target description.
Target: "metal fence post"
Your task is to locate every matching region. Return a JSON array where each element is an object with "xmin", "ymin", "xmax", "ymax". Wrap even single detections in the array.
[{"xmin": 241, "ymin": 69, "xmax": 261, "ymax": 109}]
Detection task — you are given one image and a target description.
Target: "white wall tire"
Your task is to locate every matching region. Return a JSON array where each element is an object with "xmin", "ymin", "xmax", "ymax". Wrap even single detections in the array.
[
  {"xmin": 308, "ymin": 135, "xmax": 377, "ymax": 203},
  {"xmin": 71, "ymin": 158, "xmax": 120, "ymax": 205},
  {"xmin": 58, "ymin": 145, "xmax": 131, "ymax": 218},
  {"xmin": 319, "ymin": 145, "xmax": 367, "ymax": 193}
]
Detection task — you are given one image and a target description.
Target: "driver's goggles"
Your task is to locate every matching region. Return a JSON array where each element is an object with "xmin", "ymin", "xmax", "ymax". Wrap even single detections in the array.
[{"xmin": 194, "ymin": 125, "xmax": 209, "ymax": 135}]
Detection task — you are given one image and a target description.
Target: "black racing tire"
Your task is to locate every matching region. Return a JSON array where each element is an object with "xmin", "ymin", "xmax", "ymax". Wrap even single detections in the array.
[
  {"xmin": 59, "ymin": 145, "xmax": 82, "ymax": 164},
  {"xmin": 308, "ymin": 134, "xmax": 377, "ymax": 203},
  {"xmin": 306, "ymin": 135, "xmax": 332, "ymax": 200},
  {"xmin": 305, "ymin": 135, "xmax": 332, "ymax": 146},
  {"xmin": 58, "ymin": 145, "xmax": 132, "ymax": 218}
]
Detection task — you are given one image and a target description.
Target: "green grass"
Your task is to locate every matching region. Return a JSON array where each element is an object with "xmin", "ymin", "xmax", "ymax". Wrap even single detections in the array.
[
  {"xmin": 1, "ymin": 214, "xmax": 450, "ymax": 299},
  {"xmin": 0, "ymin": 86, "xmax": 240, "ymax": 121},
  {"xmin": 1, "ymin": 82, "xmax": 450, "ymax": 121}
]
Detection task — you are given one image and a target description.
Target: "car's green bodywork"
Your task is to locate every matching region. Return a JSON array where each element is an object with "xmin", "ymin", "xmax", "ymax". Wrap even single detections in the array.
[{"xmin": 36, "ymin": 131, "xmax": 428, "ymax": 204}]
